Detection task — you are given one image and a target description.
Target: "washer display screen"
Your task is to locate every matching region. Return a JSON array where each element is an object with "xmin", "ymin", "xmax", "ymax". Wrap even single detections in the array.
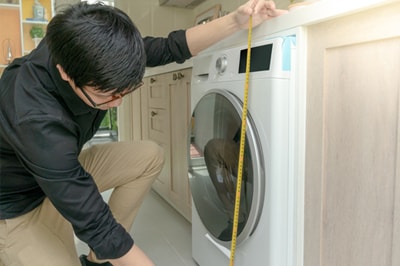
[{"xmin": 238, "ymin": 43, "xmax": 273, "ymax": 73}]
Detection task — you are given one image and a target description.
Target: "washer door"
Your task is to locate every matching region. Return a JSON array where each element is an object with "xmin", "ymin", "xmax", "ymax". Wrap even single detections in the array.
[{"xmin": 189, "ymin": 89, "xmax": 264, "ymax": 245}]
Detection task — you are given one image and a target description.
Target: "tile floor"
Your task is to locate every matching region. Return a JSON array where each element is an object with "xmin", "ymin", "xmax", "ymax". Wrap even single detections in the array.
[{"xmin": 75, "ymin": 189, "xmax": 198, "ymax": 266}]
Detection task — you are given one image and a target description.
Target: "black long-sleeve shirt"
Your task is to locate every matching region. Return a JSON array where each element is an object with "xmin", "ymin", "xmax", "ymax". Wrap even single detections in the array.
[{"xmin": 0, "ymin": 30, "xmax": 191, "ymax": 259}]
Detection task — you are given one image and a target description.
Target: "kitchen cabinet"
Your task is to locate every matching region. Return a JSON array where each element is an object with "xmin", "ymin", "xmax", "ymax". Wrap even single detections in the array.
[
  {"xmin": 304, "ymin": 2, "xmax": 400, "ymax": 266},
  {"xmin": 118, "ymin": 84, "xmax": 143, "ymax": 142},
  {"xmin": 122, "ymin": 68, "xmax": 193, "ymax": 221},
  {"xmin": 0, "ymin": 0, "xmax": 54, "ymax": 75}
]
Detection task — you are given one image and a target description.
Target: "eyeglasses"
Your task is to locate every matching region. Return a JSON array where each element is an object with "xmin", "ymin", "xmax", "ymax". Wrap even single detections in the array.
[{"xmin": 79, "ymin": 81, "xmax": 144, "ymax": 108}]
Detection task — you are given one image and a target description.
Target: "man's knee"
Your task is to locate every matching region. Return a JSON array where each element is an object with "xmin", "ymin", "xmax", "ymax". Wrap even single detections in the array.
[{"xmin": 140, "ymin": 140, "xmax": 165, "ymax": 171}]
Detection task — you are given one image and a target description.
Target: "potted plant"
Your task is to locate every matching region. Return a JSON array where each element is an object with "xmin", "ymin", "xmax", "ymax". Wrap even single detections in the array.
[{"xmin": 29, "ymin": 26, "xmax": 45, "ymax": 48}]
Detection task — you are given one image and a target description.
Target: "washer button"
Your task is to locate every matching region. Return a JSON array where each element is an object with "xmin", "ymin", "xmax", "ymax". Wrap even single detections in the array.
[{"xmin": 216, "ymin": 56, "xmax": 227, "ymax": 75}]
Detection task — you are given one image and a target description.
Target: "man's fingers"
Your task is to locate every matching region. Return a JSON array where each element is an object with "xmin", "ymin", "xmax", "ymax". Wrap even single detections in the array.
[{"xmin": 254, "ymin": 0, "xmax": 276, "ymax": 14}]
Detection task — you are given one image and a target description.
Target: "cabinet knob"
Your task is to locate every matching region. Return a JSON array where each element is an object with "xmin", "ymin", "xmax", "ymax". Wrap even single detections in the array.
[
  {"xmin": 151, "ymin": 111, "xmax": 158, "ymax": 117},
  {"xmin": 150, "ymin": 78, "xmax": 156, "ymax": 84},
  {"xmin": 173, "ymin": 72, "xmax": 184, "ymax": 80}
]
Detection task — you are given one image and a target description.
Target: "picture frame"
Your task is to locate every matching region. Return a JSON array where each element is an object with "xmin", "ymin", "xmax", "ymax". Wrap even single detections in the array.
[{"xmin": 194, "ymin": 4, "xmax": 221, "ymax": 26}]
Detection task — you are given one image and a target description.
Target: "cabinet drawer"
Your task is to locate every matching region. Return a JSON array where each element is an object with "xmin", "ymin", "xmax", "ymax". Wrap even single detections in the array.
[
  {"xmin": 148, "ymin": 76, "xmax": 170, "ymax": 109},
  {"xmin": 148, "ymin": 108, "xmax": 170, "ymax": 143}
]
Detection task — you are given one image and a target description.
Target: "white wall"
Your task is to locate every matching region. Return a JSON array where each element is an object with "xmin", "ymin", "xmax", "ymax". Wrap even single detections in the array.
[
  {"xmin": 114, "ymin": 0, "xmax": 193, "ymax": 37},
  {"xmin": 54, "ymin": 0, "xmax": 79, "ymax": 12},
  {"xmin": 115, "ymin": 0, "xmax": 290, "ymax": 37}
]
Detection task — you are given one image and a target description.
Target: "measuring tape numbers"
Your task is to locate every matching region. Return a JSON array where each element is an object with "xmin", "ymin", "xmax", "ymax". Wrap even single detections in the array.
[{"xmin": 229, "ymin": 15, "xmax": 253, "ymax": 266}]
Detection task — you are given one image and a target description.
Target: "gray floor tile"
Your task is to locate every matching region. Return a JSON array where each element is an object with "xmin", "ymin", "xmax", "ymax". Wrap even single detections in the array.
[{"xmin": 76, "ymin": 189, "xmax": 198, "ymax": 266}]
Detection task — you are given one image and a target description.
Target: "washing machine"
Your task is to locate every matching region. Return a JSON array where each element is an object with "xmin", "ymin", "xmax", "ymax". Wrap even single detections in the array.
[{"xmin": 188, "ymin": 27, "xmax": 306, "ymax": 266}]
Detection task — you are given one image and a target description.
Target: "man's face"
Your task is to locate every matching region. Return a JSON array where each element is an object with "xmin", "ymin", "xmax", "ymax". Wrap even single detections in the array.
[{"xmin": 56, "ymin": 64, "xmax": 142, "ymax": 110}]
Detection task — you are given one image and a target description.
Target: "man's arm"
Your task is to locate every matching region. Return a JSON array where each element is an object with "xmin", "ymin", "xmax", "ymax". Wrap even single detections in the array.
[{"xmin": 144, "ymin": 0, "xmax": 287, "ymax": 67}]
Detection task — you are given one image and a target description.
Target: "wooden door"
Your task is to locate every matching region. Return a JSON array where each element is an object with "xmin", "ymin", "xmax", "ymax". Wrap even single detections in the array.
[{"xmin": 305, "ymin": 3, "xmax": 400, "ymax": 266}]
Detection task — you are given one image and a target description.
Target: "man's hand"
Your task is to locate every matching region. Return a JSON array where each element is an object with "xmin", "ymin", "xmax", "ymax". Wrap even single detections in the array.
[{"xmin": 234, "ymin": 0, "xmax": 288, "ymax": 29}]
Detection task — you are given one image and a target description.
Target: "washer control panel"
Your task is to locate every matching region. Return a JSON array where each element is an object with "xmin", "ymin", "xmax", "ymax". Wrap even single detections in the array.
[{"xmin": 192, "ymin": 36, "xmax": 292, "ymax": 83}]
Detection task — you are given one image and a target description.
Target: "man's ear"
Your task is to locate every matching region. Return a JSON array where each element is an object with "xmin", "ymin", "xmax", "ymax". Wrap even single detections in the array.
[{"xmin": 56, "ymin": 64, "xmax": 71, "ymax": 82}]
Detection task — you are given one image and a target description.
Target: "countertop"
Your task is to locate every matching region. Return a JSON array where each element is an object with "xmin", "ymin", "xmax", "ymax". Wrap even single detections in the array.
[
  {"xmin": 144, "ymin": 0, "xmax": 397, "ymax": 77},
  {"xmin": 144, "ymin": 58, "xmax": 193, "ymax": 77}
]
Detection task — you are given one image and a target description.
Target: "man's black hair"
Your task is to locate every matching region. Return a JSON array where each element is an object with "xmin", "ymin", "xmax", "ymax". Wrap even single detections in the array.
[{"xmin": 46, "ymin": 1, "xmax": 145, "ymax": 93}]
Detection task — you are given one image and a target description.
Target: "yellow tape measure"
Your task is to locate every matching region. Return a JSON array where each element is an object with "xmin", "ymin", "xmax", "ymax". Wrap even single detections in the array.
[{"xmin": 229, "ymin": 15, "xmax": 252, "ymax": 266}]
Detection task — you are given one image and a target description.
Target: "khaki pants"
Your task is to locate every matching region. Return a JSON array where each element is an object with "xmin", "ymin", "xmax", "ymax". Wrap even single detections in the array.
[{"xmin": 0, "ymin": 140, "xmax": 164, "ymax": 266}]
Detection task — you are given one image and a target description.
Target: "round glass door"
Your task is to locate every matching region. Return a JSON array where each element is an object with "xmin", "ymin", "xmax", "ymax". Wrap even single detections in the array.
[{"xmin": 189, "ymin": 89, "xmax": 264, "ymax": 245}]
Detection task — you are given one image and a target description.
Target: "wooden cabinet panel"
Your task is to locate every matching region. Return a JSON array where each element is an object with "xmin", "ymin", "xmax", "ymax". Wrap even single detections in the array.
[
  {"xmin": 128, "ymin": 68, "xmax": 192, "ymax": 221},
  {"xmin": 322, "ymin": 38, "xmax": 399, "ymax": 266},
  {"xmin": 148, "ymin": 75, "xmax": 170, "ymax": 109},
  {"xmin": 118, "ymin": 87, "xmax": 141, "ymax": 141},
  {"xmin": 149, "ymin": 108, "xmax": 170, "ymax": 142},
  {"xmin": 305, "ymin": 3, "xmax": 400, "ymax": 266},
  {"xmin": 152, "ymin": 140, "xmax": 171, "ymax": 199},
  {"xmin": 169, "ymin": 68, "xmax": 192, "ymax": 219}
]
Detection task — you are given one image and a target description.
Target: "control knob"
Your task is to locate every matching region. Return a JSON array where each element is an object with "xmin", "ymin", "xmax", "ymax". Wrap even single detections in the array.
[{"xmin": 215, "ymin": 55, "xmax": 227, "ymax": 75}]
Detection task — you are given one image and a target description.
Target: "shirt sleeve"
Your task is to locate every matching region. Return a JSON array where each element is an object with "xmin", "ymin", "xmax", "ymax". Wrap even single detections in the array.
[{"xmin": 143, "ymin": 30, "xmax": 192, "ymax": 67}]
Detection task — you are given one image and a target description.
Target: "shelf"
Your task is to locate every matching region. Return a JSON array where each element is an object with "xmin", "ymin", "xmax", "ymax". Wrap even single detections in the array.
[
  {"xmin": 0, "ymin": 3, "xmax": 19, "ymax": 9},
  {"xmin": 21, "ymin": 0, "xmax": 52, "ymax": 22},
  {"xmin": 22, "ymin": 19, "xmax": 48, "ymax": 25}
]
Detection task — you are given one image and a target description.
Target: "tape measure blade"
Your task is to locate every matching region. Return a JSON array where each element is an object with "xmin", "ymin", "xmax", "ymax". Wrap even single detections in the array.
[{"xmin": 229, "ymin": 15, "xmax": 252, "ymax": 266}]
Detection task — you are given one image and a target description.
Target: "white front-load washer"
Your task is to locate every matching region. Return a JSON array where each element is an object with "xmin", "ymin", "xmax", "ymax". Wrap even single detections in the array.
[{"xmin": 188, "ymin": 27, "xmax": 306, "ymax": 266}]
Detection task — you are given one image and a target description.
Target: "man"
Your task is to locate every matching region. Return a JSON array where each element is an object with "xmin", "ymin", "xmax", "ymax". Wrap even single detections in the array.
[{"xmin": 0, "ymin": 1, "xmax": 286, "ymax": 265}]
